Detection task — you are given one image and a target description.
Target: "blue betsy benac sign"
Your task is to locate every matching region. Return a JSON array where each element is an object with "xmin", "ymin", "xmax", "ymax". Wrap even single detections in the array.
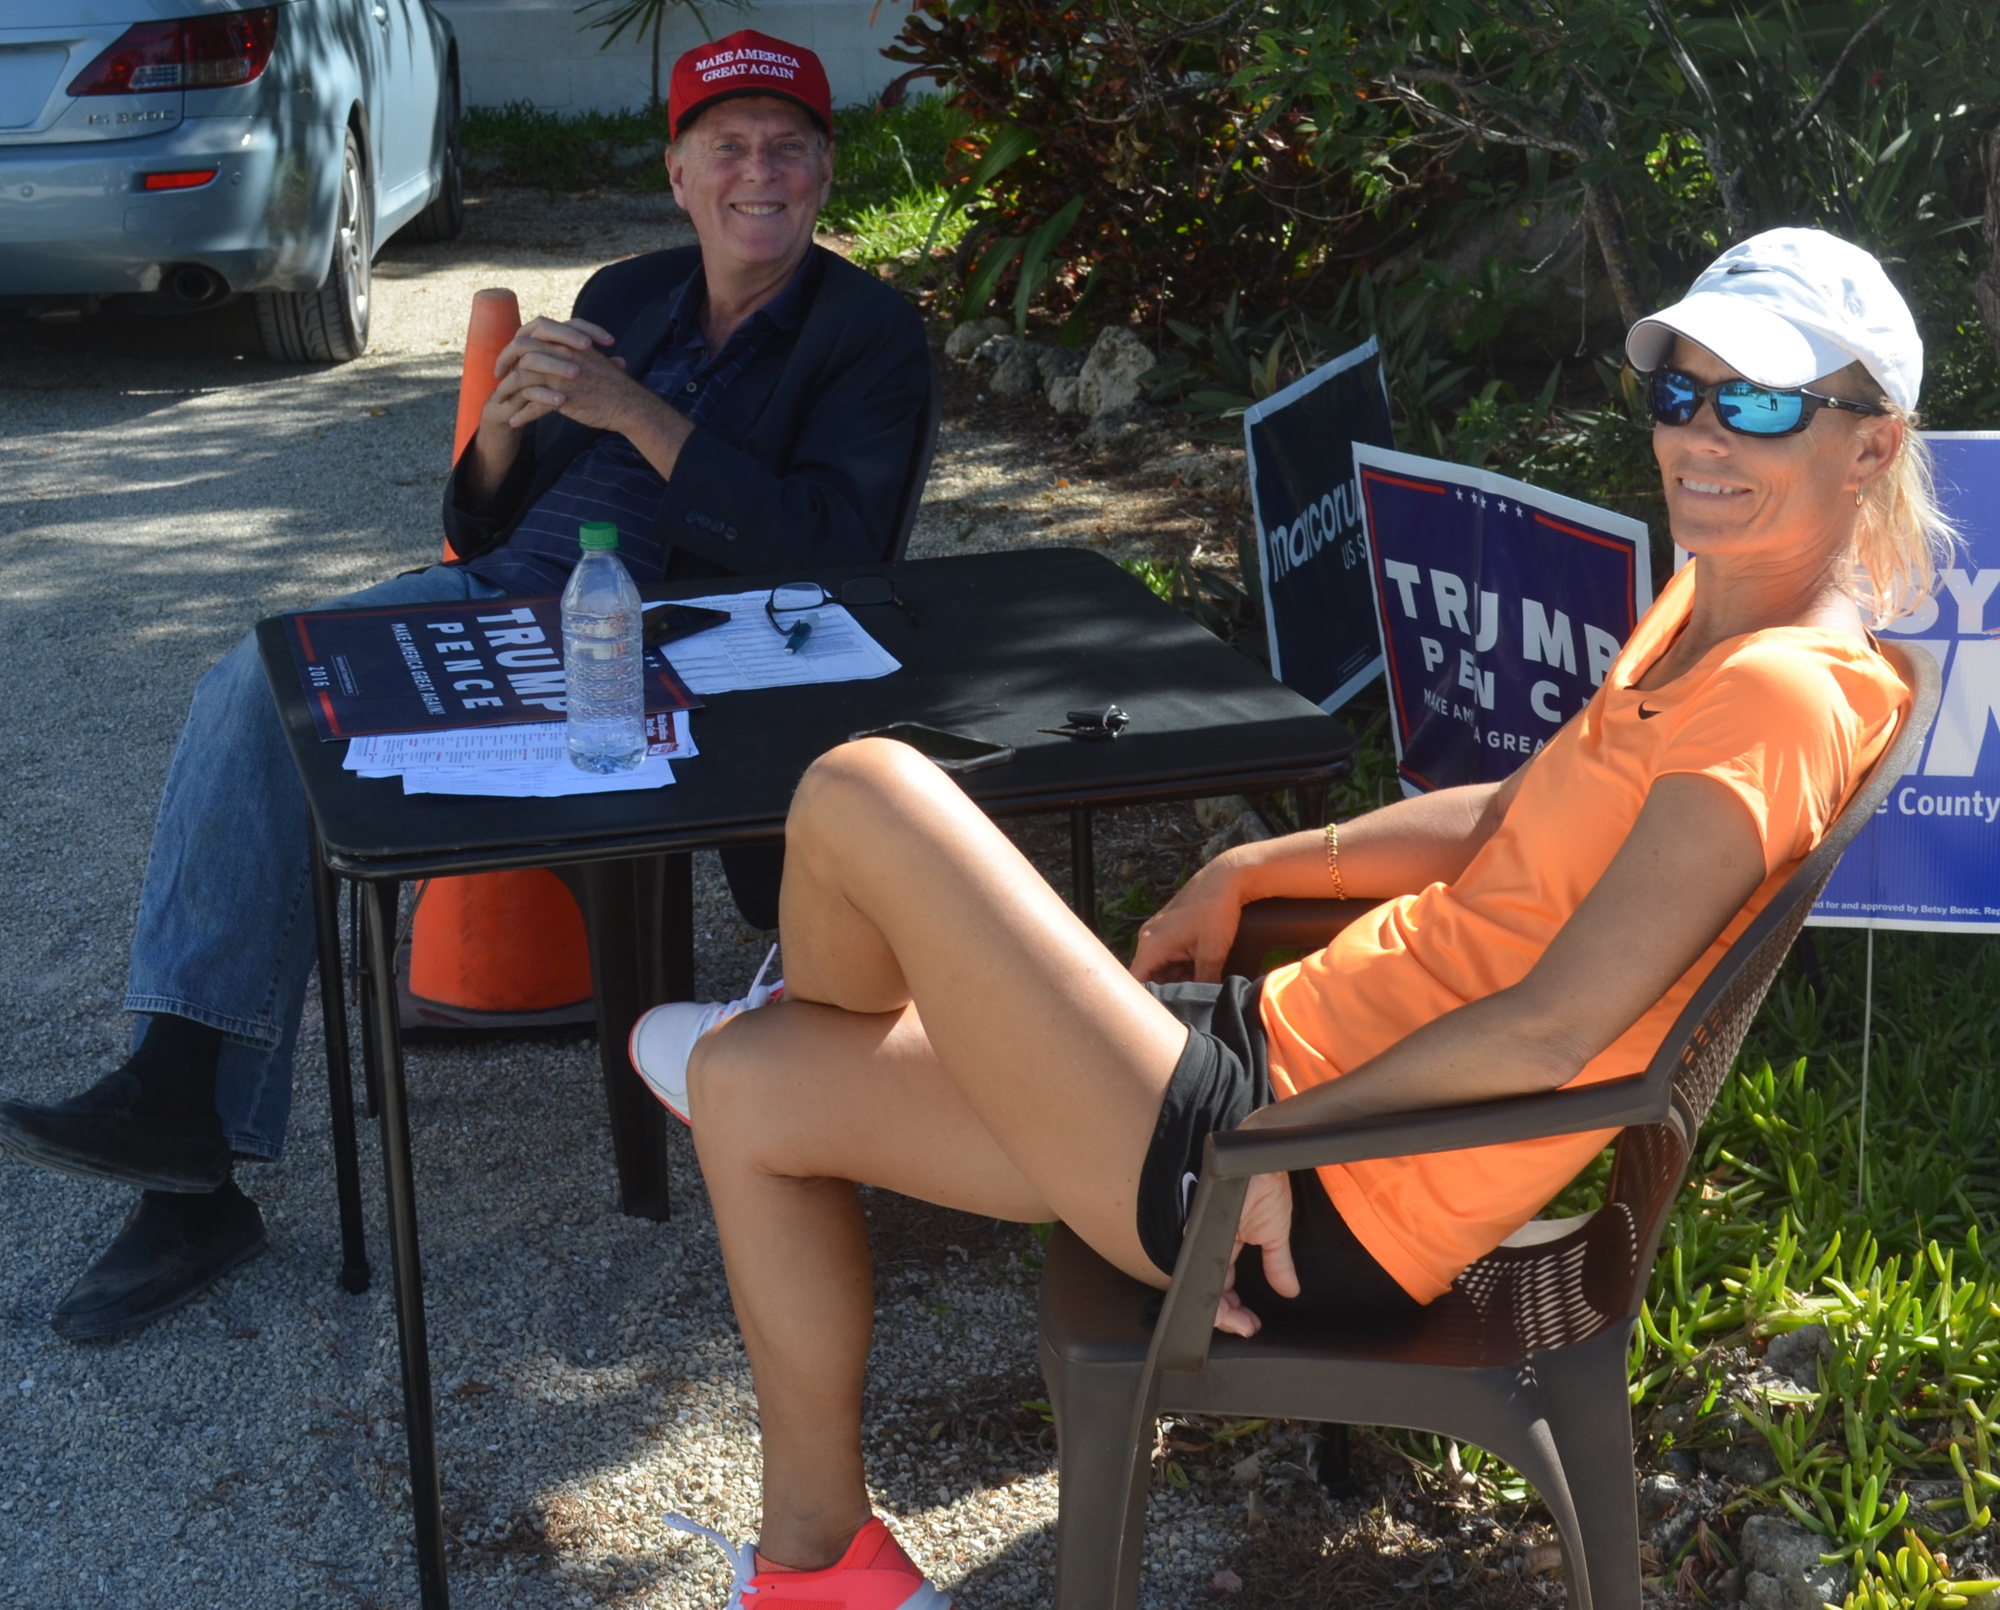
[
  {"xmin": 1813, "ymin": 433, "xmax": 2000, "ymax": 932},
  {"xmin": 1355, "ymin": 445, "xmax": 1652, "ymax": 793}
]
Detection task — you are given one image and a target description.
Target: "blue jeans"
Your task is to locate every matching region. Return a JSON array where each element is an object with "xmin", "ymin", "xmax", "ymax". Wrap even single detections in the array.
[{"xmin": 125, "ymin": 565, "xmax": 507, "ymax": 1160}]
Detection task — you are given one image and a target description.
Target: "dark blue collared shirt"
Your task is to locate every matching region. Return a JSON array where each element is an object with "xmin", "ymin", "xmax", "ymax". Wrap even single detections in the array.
[{"xmin": 465, "ymin": 256, "xmax": 810, "ymax": 596}]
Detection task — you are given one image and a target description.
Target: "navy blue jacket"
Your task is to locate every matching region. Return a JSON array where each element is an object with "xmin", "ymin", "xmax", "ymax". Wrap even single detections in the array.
[{"xmin": 442, "ymin": 243, "xmax": 930, "ymax": 579}]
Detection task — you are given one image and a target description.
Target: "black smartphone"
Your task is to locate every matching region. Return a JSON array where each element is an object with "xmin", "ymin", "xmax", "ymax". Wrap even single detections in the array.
[
  {"xmin": 849, "ymin": 722, "xmax": 1016, "ymax": 774},
  {"xmin": 643, "ymin": 604, "xmax": 732, "ymax": 650}
]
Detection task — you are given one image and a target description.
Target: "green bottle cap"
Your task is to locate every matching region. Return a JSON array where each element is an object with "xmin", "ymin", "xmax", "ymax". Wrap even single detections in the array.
[{"xmin": 579, "ymin": 522, "xmax": 619, "ymax": 551}]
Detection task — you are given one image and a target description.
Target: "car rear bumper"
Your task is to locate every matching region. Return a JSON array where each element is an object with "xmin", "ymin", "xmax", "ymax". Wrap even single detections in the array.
[{"xmin": 0, "ymin": 114, "xmax": 338, "ymax": 299}]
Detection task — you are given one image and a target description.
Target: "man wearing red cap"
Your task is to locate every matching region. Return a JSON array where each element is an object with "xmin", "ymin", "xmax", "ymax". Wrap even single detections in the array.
[{"xmin": 0, "ymin": 31, "xmax": 930, "ymax": 1347}]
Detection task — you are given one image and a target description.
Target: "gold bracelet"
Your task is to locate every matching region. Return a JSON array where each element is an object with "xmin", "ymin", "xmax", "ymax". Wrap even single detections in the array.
[{"xmin": 1325, "ymin": 820, "xmax": 1347, "ymax": 900}]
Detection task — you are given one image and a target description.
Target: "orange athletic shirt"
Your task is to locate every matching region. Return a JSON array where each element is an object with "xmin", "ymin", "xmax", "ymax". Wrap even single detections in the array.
[{"xmin": 1259, "ymin": 561, "xmax": 1908, "ymax": 1302}]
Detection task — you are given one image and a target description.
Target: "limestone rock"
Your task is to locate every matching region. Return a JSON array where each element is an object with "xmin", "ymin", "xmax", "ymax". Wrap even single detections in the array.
[
  {"xmin": 1637, "ymin": 1472, "xmax": 1684, "ymax": 1525},
  {"xmin": 1040, "ymin": 346, "xmax": 1085, "ymax": 382},
  {"xmin": 1046, "ymin": 375, "xmax": 1081, "ymax": 415},
  {"xmin": 1079, "ymin": 409, "xmax": 1154, "ymax": 453},
  {"xmin": 1194, "ymin": 796, "xmax": 1255, "ymax": 831},
  {"xmin": 1077, "ymin": 326, "xmax": 1157, "ymax": 418},
  {"xmin": 1739, "ymin": 1515, "xmax": 1848, "ymax": 1610},
  {"xmin": 1147, "ymin": 448, "xmax": 1246, "ymax": 493},
  {"xmin": 991, "ymin": 339, "xmax": 1050, "ymax": 397},
  {"xmin": 1762, "ymin": 1324, "xmax": 1826, "ymax": 1391},
  {"xmin": 1200, "ymin": 805, "xmax": 1271, "ymax": 863},
  {"xmin": 944, "ymin": 316, "xmax": 1009, "ymax": 360}
]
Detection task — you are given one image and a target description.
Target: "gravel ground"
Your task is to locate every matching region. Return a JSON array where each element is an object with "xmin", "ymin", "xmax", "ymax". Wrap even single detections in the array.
[{"xmin": 0, "ymin": 189, "xmax": 1344, "ymax": 1610}]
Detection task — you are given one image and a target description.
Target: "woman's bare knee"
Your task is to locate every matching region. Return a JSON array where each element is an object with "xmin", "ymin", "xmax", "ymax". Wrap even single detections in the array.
[
  {"xmin": 685, "ymin": 1018, "xmax": 768, "ymax": 1145},
  {"xmin": 789, "ymin": 739, "xmax": 950, "ymax": 859}
]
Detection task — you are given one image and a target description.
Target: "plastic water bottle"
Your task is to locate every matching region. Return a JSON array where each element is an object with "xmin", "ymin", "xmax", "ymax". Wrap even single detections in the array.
[{"xmin": 562, "ymin": 522, "xmax": 645, "ymax": 774}]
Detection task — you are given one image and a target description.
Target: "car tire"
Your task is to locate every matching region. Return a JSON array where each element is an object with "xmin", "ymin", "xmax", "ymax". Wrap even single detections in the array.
[
  {"xmin": 403, "ymin": 73, "xmax": 465, "ymax": 244},
  {"xmin": 256, "ymin": 129, "xmax": 371, "ymax": 363}
]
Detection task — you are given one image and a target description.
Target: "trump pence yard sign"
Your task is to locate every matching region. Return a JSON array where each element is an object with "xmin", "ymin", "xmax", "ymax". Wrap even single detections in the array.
[{"xmin": 1355, "ymin": 445, "xmax": 1652, "ymax": 795}]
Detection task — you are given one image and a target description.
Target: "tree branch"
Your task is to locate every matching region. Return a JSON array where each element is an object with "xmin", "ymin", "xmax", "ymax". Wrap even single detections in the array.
[
  {"xmin": 1387, "ymin": 69, "xmax": 1593, "ymax": 161},
  {"xmin": 1784, "ymin": 0, "xmax": 1892, "ymax": 141},
  {"xmin": 1646, "ymin": 0, "xmax": 1750, "ymax": 238}
]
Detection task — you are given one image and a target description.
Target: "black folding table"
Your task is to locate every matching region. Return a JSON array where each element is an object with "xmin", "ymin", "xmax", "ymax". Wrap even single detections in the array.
[{"xmin": 257, "ymin": 546, "xmax": 1355, "ymax": 1609}]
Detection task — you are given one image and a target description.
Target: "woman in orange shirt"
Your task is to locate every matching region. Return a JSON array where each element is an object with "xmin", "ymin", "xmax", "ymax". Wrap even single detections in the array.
[{"xmin": 628, "ymin": 227, "xmax": 1950, "ymax": 1605}]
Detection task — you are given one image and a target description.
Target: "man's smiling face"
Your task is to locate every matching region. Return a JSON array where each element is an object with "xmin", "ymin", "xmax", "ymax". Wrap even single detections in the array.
[{"xmin": 667, "ymin": 96, "xmax": 833, "ymax": 284}]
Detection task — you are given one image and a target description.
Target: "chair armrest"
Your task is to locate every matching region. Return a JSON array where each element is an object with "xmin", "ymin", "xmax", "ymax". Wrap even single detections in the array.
[
  {"xmin": 1145, "ymin": 1074, "xmax": 1662, "ymax": 1374},
  {"xmin": 1206, "ymin": 1073, "xmax": 1662, "ymax": 1178},
  {"xmin": 1223, "ymin": 897, "xmax": 1384, "ymax": 977}
]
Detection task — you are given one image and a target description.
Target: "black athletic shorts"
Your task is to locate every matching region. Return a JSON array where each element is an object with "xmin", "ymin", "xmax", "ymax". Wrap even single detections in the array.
[{"xmin": 1137, "ymin": 977, "xmax": 1421, "ymax": 1326}]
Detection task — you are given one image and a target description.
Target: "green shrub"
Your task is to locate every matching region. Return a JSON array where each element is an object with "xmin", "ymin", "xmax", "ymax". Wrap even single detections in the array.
[
  {"xmin": 460, "ymin": 98, "xmax": 972, "ymax": 277},
  {"xmin": 883, "ymin": 0, "xmax": 1444, "ymax": 328},
  {"xmin": 462, "ymin": 103, "xmax": 670, "ymax": 193}
]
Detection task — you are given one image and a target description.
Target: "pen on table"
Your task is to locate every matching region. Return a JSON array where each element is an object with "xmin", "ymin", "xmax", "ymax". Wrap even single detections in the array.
[{"xmin": 781, "ymin": 618, "xmax": 814, "ymax": 655}]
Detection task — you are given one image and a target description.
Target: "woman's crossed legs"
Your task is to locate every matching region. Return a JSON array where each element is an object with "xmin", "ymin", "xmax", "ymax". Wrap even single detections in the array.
[{"xmin": 686, "ymin": 738, "xmax": 1189, "ymax": 1570}]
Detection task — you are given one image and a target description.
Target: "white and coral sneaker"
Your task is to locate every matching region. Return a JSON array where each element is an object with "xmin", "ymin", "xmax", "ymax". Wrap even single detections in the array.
[
  {"xmin": 664, "ymin": 1513, "xmax": 951, "ymax": 1610},
  {"xmin": 628, "ymin": 944, "xmax": 783, "ymax": 1123}
]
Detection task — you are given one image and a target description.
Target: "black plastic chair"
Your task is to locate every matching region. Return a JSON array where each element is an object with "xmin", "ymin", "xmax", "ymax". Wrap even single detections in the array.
[{"xmin": 1036, "ymin": 640, "xmax": 1936, "ymax": 1610}]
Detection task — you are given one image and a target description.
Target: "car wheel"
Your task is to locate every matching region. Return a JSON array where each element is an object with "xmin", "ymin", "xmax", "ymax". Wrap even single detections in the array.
[
  {"xmin": 255, "ymin": 129, "xmax": 371, "ymax": 363},
  {"xmin": 404, "ymin": 76, "xmax": 465, "ymax": 243}
]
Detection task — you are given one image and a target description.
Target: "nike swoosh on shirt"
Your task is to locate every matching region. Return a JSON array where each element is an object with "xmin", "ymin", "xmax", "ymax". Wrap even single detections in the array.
[
  {"xmin": 1180, "ymin": 1171, "xmax": 1200, "ymax": 1223},
  {"xmin": 1638, "ymin": 703, "xmax": 1664, "ymax": 719}
]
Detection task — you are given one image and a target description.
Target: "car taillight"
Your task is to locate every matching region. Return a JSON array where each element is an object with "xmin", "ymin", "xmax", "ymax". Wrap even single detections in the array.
[{"xmin": 68, "ymin": 7, "xmax": 279, "ymax": 97}]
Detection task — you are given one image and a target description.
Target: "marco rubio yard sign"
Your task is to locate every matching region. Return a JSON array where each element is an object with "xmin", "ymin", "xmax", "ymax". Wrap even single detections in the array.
[
  {"xmin": 1813, "ymin": 433, "xmax": 2000, "ymax": 932},
  {"xmin": 1355, "ymin": 445, "xmax": 1652, "ymax": 794},
  {"xmin": 1244, "ymin": 338, "xmax": 1398, "ymax": 712}
]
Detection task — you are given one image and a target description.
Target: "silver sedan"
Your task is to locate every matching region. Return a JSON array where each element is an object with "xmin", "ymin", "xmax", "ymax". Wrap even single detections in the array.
[{"xmin": 0, "ymin": 0, "xmax": 463, "ymax": 360}]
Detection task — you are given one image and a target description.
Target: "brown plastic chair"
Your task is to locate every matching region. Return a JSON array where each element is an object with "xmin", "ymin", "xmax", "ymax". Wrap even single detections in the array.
[{"xmin": 1036, "ymin": 640, "xmax": 1936, "ymax": 1610}]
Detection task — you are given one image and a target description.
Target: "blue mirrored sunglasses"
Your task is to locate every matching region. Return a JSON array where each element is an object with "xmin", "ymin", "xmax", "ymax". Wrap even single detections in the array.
[{"xmin": 1647, "ymin": 367, "xmax": 1887, "ymax": 437}]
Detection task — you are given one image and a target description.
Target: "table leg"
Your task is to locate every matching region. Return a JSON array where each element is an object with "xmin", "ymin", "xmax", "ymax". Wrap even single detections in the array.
[
  {"xmin": 359, "ymin": 879, "xmax": 451, "ymax": 1610},
  {"xmin": 351, "ymin": 892, "xmax": 381, "ymax": 1121},
  {"xmin": 309, "ymin": 832, "xmax": 370, "ymax": 1296},
  {"xmin": 557, "ymin": 853, "xmax": 693, "ymax": 1222},
  {"xmin": 1070, "ymin": 809, "xmax": 1096, "ymax": 932}
]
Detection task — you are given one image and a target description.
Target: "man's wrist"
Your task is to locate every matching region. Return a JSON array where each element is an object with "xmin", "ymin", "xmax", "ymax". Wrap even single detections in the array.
[{"xmin": 623, "ymin": 391, "xmax": 694, "ymax": 477}]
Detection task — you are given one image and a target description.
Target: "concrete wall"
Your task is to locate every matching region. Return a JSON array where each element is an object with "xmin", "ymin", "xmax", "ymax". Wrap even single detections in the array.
[{"xmin": 432, "ymin": 0, "xmax": 914, "ymax": 114}]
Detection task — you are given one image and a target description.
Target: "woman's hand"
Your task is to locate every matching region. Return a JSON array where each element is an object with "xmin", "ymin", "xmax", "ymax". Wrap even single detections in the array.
[
  {"xmin": 1215, "ymin": 1171, "xmax": 1296, "ymax": 1337},
  {"xmin": 1131, "ymin": 853, "xmax": 1249, "ymax": 984}
]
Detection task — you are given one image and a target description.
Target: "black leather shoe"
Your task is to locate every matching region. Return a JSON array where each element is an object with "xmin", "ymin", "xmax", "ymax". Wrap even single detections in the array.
[
  {"xmin": 52, "ymin": 1188, "xmax": 266, "ymax": 1342},
  {"xmin": 0, "ymin": 1069, "xmax": 231, "ymax": 1193}
]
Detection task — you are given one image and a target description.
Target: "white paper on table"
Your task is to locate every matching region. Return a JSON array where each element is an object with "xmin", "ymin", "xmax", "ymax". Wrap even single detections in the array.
[
  {"xmin": 344, "ymin": 713, "xmax": 695, "ymax": 774},
  {"xmin": 646, "ymin": 594, "xmax": 901, "ymax": 694},
  {"xmin": 397, "ymin": 754, "xmax": 676, "ymax": 797}
]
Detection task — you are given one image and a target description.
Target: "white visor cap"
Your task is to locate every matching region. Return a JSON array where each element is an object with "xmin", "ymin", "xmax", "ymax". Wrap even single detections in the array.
[{"xmin": 1624, "ymin": 227, "xmax": 1920, "ymax": 412}]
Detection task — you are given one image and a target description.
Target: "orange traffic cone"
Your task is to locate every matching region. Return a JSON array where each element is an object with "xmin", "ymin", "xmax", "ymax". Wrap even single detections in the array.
[
  {"xmin": 402, "ymin": 289, "xmax": 598, "ymax": 1028},
  {"xmin": 443, "ymin": 287, "xmax": 520, "ymax": 560}
]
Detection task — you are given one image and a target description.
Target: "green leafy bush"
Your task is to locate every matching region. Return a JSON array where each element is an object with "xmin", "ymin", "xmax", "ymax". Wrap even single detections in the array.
[
  {"xmin": 462, "ymin": 103, "xmax": 671, "ymax": 193},
  {"xmin": 458, "ymin": 98, "xmax": 972, "ymax": 269},
  {"xmin": 883, "ymin": 0, "xmax": 1442, "ymax": 327}
]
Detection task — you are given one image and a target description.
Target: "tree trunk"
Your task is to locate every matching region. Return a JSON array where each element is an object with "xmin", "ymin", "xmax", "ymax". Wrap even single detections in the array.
[
  {"xmin": 1976, "ymin": 130, "xmax": 2000, "ymax": 369},
  {"xmin": 1582, "ymin": 181, "xmax": 1647, "ymax": 329}
]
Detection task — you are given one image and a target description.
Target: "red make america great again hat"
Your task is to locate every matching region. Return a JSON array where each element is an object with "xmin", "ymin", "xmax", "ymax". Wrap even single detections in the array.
[{"xmin": 668, "ymin": 30, "xmax": 833, "ymax": 139}]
